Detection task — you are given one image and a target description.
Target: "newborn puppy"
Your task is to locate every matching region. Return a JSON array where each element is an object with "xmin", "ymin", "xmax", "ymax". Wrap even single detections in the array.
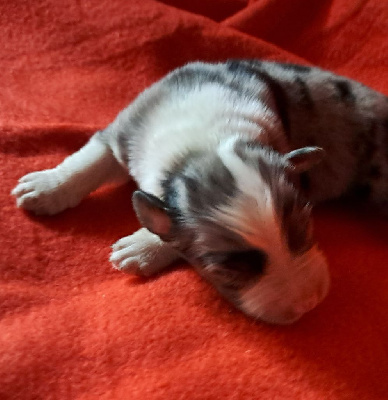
[{"xmin": 12, "ymin": 60, "xmax": 388, "ymax": 324}]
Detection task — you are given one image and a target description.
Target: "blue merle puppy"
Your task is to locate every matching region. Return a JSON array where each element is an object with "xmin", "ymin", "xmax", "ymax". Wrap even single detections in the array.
[{"xmin": 12, "ymin": 60, "xmax": 388, "ymax": 324}]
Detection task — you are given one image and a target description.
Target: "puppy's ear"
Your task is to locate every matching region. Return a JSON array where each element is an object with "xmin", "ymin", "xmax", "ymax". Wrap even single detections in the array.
[
  {"xmin": 284, "ymin": 147, "xmax": 325, "ymax": 173},
  {"xmin": 132, "ymin": 190, "xmax": 175, "ymax": 241}
]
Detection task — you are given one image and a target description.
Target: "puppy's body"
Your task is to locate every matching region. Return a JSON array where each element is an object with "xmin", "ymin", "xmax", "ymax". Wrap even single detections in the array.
[
  {"xmin": 103, "ymin": 60, "xmax": 388, "ymax": 204},
  {"xmin": 12, "ymin": 60, "xmax": 388, "ymax": 324}
]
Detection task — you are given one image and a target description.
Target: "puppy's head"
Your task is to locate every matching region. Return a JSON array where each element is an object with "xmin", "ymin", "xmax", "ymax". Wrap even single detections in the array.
[{"xmin": 133, "ymin": 139, "xmax": 329, "ymax": 324}]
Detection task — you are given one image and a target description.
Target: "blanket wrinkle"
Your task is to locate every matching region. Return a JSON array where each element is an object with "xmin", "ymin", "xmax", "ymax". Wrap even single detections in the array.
[
  {"xmin": 156, "ymin": 0, "xmax": 249, "ymax": 22},
  {"xmin": 1, "ymin": 0, "xmax": 388, "ymax": 399}
]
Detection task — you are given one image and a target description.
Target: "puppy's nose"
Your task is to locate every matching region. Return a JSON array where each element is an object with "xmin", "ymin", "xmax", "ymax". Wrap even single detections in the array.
[
  {"xmin": 262, "ymin": 308, "xmax": 303, "ymax": 325},
  {"xmin": 274, "ymin": 297, "xmax": 319, "ymax": 324},
  {"xmin": 261, "ymin": 293, "xmax": 323, "ymax": 325},
  {"xmin": 279, "ymin": 309, "xmax": 302, "ymax": 324},
  {"xmin": 293, "ymin": 295, "xmax": 319, "ymax": 316}
]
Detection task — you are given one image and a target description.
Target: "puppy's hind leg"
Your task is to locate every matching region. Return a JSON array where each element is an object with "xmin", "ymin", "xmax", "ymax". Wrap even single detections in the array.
[{"xmin": 11, "ymin": 132, "xmax": 128, "ymax": 215}]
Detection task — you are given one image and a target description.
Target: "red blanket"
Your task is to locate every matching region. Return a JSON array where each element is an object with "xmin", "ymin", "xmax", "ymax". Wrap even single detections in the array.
[{"xmin": 1, "ymin": 1, "xmax": 388, "ymax": 399}]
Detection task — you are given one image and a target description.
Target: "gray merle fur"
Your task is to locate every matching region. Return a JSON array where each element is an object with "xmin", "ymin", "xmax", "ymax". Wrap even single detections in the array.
[{"xmin": 100, "ymin": 58, "xmax": 388, "ymax": 211}]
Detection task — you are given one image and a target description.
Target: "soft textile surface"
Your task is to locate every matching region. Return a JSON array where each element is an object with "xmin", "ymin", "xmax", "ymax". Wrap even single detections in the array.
[{"xmin": 1, "ymin": 1, "xmax": 388, "ymax": 399}]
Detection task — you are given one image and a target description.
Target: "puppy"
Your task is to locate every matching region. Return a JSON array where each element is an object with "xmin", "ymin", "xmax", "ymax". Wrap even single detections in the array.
[{"xmin": 12, "ymin": 60, "xmax": 388, "ymax": 324}]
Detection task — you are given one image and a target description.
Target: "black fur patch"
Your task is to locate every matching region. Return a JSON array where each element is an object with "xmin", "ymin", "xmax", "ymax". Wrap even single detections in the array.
[
  {"xmin": 295, "ymin": 76, "xmax": 314, "ymax": 110},
  {"xmin": 170, "ymin": 62, "xmax": 249, "ymax": 97},
  {"xmin": 350, "ymin": 182, "xmax": 372, "ymax": 199},
  {"xmin": 369, "ymin": 165, "xmax": 382, "ymax": 180},
  {"xmin": 364, "ymin": 119, "xmax": 378, "ymax": 161},
  {"xmin": 226, "ymin": 59, "xmax": 263, "ymax": 73},
  {"xmin": 382, "ymin": 118, "xmax": 388, "ymax": 160},
  {"xmin": 255, "ymin": 70, "xmax": 291, "ymax": 135},
  {"xmin": 161, "ymin": 151, "xmax": 237, "ymax": 215},
  {"xmin": 382, "ymin": 117, "xmax": 388, "ymax": 132},
  {"xmin": 352, "ymin": 119, "xmax": 379, "ymax": 197},
  {"xmin": 233, "ymin": 140, "xmax": 313, "ymax": 254},
  {"xmin": 333, "ymin": 80, "xmax": 356, "ymax": 103},
  {"xmin": 183, "ymin": 154, "xmax": 237, "ymax": 214},
  {"xmin": 169, "ymin": 66, "xmax": 218, "ymax": 89},
  {"xmin": 277, "ymin": 62, "xmax": 312, "ymax": 74},
  {"xmin": 161, "ymin": 154, "xmax": 192, "ymax": 212},
  {"xmin": 225, "ymin": 60, "xmax": 291, "ymax": 135},
  {"xmin": 299, "ymin": 172, "xmax": 311, "ymax": 192}
]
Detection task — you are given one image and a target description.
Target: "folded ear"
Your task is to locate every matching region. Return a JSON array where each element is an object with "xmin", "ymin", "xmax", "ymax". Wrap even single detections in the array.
[
  {"xmin": 284, "ymin": 147, "xmax": 325, "ymax": 173},
  {"xmin": 132, "ymin": 190, "xmax": 174, "ymax": 241}
]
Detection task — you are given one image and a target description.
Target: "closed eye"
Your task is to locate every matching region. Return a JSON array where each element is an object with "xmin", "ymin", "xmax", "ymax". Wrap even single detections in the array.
[
  {"xmin": 203, "ymin": 249, "xmax": 267, "ymax": 290},
  {"xmin": 222, "ymin": 249, "xmax": 267, "ymax": 275}
]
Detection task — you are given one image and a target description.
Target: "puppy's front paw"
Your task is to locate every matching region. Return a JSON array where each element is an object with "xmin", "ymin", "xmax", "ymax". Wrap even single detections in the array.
[
  {"xmin": 11, "ymin": 169, "xmax": 80, "ymax": 215},
  {"xmin": 110, "ymin": 228, "xmax": 178, "ymax": 277}
]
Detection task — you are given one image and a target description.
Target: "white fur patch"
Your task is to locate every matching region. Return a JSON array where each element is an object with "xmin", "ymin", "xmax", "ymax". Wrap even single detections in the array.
[
  {"xmin": 110, "ymin": 228, "xmax": 178, "ymax": 276},
  {"xmin": 130, "ymin": 83, "xmax": 268, "ymax": 195},
  {"xmin": 239, "ymin": 245, "xmax": 330, "ymax": 324},
  {"xmin": 215, "ymin": 137, "xmax": 285, "ymax": 254}
]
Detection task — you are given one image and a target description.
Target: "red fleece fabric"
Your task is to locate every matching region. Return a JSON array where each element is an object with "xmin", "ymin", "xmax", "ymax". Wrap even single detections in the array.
[{"xmin": 1, "ymin": 1, "xmax": 388, "ymax": 399}]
